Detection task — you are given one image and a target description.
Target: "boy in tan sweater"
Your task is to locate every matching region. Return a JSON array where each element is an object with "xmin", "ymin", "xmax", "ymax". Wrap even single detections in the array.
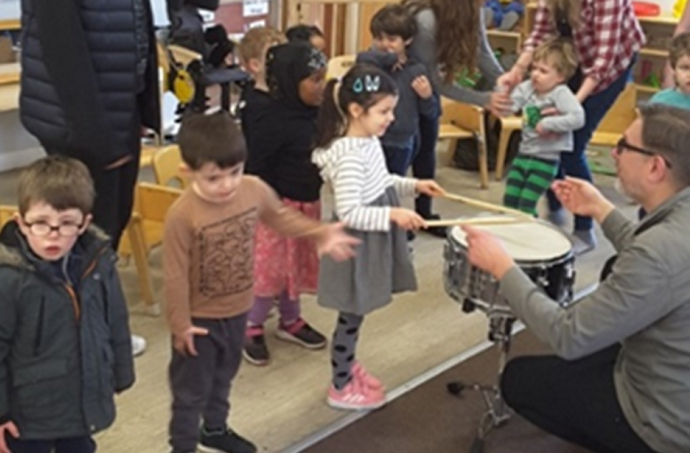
[{"xmin": 163, "ymin": 111, "xmax": 356, "ymax": 453}]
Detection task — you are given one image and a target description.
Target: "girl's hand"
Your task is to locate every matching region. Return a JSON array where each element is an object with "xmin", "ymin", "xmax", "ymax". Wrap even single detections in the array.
[
  {"xmin": 173, "ymin": 326, "xmax": 209, "ymax": 357},
  {"xmin": 411, "ymin": 76, "xmax": 433, "ymax": 99},
  {"xmin": 390, "ymin": 208, "xmax": 426, "ymax": 230},
  {"xmin": 415, "ymin": 180, "xmax": 446, "ymax": 197},
  {"xmin": 0, "ymin": 421, "xmax": 19, "ymax": 453}
]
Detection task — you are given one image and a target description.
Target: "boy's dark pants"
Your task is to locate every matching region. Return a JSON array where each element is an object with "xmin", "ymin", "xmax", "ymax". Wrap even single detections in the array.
[
  {"xmin": 6, "ymin": 436, "xmax": 95, "ymax": 453},
  {"xmin": 382, "ymin": 142, "xmax": 415, "ymax": 176},
  {"xmin": 169, "ymin": 314, "xmax": 247, "ymax": 452}
]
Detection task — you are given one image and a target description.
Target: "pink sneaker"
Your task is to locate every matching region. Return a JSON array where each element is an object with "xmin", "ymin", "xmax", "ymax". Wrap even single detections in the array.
[
  {"xmin": 353, "ymin": 361, "xmax": 384, "ymax": 391},
  {"xmin": 327, "ymin": 378, "xmax": 386, "ymax": 410}
]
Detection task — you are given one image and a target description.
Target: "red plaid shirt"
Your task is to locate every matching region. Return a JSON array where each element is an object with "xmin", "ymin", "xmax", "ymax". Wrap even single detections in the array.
[{"xmin": 524, "ymin": 0, "xmax": 645, "ymax": 94}]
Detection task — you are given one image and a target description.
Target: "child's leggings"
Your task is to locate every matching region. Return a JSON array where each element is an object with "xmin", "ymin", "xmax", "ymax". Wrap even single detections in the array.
[
  {"xmin": 331, "ymin": 312, "xmax": 364, "ymax": 390},
  {"xmin": 504, "ymin": 155, "xmax": 559, "ymax": 216}
]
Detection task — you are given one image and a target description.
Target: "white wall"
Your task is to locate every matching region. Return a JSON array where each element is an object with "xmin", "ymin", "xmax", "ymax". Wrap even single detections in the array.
[{"xmin": 658, "ymin": 0, "xmax": 677, "ymax": 13}]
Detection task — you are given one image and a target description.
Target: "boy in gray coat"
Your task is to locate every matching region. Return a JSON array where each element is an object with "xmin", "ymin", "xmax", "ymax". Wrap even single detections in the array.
[{"xmin": 0, "ymin": 156, "xmax": 134, "ymax": 453}]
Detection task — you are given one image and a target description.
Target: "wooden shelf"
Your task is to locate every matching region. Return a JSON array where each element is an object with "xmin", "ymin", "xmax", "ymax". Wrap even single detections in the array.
[
  {"xmin": 639, "ymin": 48, "xmax": 670, "ymax": 58},
  {"xmin": 0, "ymin": 62, "xmax": 19, "ymax": 86},
  {"xmin": 0, "ymin": 20, "xmax": 20, "ymax": 31},
  {"xmin": 0, "ymin": 83, "xmax": 19, "ymax": 112},
  {"xmin": 635, "ymin": 83, "xmax": 659, "ymax": 94},
  {"xmin": 487, "ymin": 30, "xmax": 521, "ymax": 39},
  {"xmin": 637, "ymin": 13, "xmax": 678, "ymax": 26}
]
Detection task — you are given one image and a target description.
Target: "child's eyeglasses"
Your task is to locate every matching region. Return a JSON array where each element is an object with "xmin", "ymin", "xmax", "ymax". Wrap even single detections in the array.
[
  {"xmin": 23, "ymin": 221, "xmax": 83, "ymax": 237},
  {"xmin": 615, "ymin": 138, "xmax": 672, "ymax": 169}
]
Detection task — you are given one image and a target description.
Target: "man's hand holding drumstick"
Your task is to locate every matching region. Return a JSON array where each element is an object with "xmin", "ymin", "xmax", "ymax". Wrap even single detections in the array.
[{"xmin": 463, "ymin": 177, "xmax": 616, "ymax": 279}]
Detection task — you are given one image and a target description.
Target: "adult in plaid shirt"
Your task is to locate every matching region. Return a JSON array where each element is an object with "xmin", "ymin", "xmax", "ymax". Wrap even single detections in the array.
[{"xmin": 498, "ymin": 0, "xmax": 645, "ymax": 254}]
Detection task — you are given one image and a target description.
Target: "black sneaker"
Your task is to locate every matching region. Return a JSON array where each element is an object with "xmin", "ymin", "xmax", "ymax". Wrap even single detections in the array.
[
  {"xmin": 243, "ymin": 326, "xmax": 270, "ymax": 366},
  {"xmin": 198, "ymin": 427, "xmax": 256, "ymax": 453},
  {"xmin": 275, "ymin": 318, "xmax": 327, "ymax": 349},
  {"xmin": 422, "ymin": 214, "xmax": 448, "ymax": 238}
]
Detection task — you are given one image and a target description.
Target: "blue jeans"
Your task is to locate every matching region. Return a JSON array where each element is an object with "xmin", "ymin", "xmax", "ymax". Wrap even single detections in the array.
[
  {"xmin": 382, "ymin": 142, "xmax": 415, "ymax": 176},
  {"xmin": 6, "ymin": 436, "xmax": 96, "ymax": 453},
  {"xmin": 546, "ymin": 64, "xmax": 635, "ymax": 231}
]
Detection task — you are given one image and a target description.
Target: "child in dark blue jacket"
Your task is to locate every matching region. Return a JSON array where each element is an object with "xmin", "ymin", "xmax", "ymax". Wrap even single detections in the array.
[{"xmin": 0, "ymin": 156, "xmax": 134, "ymax": 453}]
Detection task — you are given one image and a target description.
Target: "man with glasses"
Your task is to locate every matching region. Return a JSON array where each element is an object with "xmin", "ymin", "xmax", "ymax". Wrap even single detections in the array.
[{"xmin": 460, "ymin": 103, "xmax": 690, "ymax": 453}]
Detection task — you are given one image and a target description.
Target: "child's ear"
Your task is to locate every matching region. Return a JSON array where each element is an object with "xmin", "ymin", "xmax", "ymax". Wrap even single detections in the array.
[
  {"xmin": 347, "ymin": 102, "xmax": 364, "ymax": 119},
  {"xmin": 179, "ymin": 162, "xmax": 192, "ymax": 176},
  {"xmin": 13, "ymin": 213, "xmax": 30, "ymax": 237},
  {"xmin": 404, "ymin": 38, "xmax": 413, "ymax": 47},
  {"xmin": 248, "ymin": 58, "xmax": 262, "ymax": 75},
  {"xmin": 80, "ymin": 214, "xmax": 93, "ymax": 233}
]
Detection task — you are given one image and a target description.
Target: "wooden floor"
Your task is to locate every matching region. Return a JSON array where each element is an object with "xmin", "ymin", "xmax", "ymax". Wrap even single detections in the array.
[{"xmin": 0, "ymin": 156, "xmax": 635, "ymax": 453}]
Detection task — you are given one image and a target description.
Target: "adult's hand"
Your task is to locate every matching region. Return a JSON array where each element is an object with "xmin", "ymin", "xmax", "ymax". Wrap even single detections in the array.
[
  {"xmin": 496, "ymin": 67, "xmax": 523, "ymax": 92},
  {"xmin": 551, "ymin": 177, "xmax": 615, "ymax": 223},
  {"xmin": 460, "ymin": 225, "xmax": 515, "ymax": 280},
  {"xmin": 487, "ymin": 91, "xmax": 513, "ymax": 117}
]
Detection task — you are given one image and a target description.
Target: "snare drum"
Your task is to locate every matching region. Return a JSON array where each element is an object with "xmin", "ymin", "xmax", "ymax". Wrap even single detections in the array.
[{"xmin": 443, "ymin": 220, "xmax": 575, "ymax": 314}]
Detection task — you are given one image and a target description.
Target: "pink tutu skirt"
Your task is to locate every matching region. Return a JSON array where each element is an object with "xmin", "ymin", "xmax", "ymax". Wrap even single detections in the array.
[{"xmin": 253, "ymin": 199, "xmax": 321, "ymax": 300}]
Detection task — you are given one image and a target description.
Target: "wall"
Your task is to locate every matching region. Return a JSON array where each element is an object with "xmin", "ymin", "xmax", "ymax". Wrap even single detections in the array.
[{"xmin": 658, "ymin": 0, "xmax": 677, "ymax": 13}]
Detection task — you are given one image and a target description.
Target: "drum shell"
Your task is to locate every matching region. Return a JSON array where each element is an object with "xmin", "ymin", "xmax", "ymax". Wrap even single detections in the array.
[{"xmin": 443, "ymin": 235, "xmax": 575, "ymax": 312}]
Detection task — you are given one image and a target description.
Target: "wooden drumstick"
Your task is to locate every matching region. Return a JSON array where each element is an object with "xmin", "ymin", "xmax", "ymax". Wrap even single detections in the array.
[
  {"xmin": 441, "ymin": 192, "xmax": 535, "ymax": 221},
  {"xmin": 424, "ymin": 216, "xmax": 524, "ymax": 227}
]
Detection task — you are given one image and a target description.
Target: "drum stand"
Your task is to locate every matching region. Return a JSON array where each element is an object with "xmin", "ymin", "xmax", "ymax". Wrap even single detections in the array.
[{"xmin": 446, "ymin": 298, "xmax": 515, "ymax": 453}]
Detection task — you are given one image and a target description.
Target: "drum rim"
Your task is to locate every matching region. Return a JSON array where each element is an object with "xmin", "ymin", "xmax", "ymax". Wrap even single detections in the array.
[{"xmin": 447, "ymin": 220, "xmax": 573, "ymax": 263}]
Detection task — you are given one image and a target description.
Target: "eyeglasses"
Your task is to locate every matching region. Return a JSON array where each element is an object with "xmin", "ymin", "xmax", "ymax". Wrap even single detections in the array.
[
  {"xmin": 615, "ymin": 138, "xmax": 672, "ymax": 168},
  {"xmin": 23, "ymin": 221, "xmax": 83, "ymax": 237}
]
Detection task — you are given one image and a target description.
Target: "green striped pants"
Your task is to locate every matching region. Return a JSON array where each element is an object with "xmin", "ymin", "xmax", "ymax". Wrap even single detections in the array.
[{"xmin": 503, "ymin": 155, "xmax": 559, "ymax": 216}]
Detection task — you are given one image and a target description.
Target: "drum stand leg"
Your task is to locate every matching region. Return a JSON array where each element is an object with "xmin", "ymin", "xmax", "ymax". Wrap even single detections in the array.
[{"xmin": 447, "ymin": 310, "xmax": 515, "ymax": 453}]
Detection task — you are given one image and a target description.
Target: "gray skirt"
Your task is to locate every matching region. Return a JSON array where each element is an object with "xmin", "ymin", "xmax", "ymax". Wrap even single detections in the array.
[{"xmin": 317, "ymin": 186, "xmax": 417, "ymax": 315}]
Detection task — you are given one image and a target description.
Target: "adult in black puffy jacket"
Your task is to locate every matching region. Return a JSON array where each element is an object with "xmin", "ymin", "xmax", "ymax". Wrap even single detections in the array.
[{"xmin": 19, "ymin": 0, "xmax": 160, "ymax": 251}]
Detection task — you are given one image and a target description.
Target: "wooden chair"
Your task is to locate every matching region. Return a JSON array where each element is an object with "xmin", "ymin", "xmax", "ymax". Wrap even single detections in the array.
[
  {"xmin": 494, "ymin": 115, "xmax": 522, "ymax": 181},
  {"xmin": 126, "ymin": 183, "xmax": 183, "ymax": 311},
  {"xmin": 439, "ymin": 97, "xmax": 490, "ymax": 188},
  {"xmin": 327, "ymin": 54, "xmax": 356, "ymax": 80},
  {"xmin": 152, "ymin": 145, "xmax": 187, "ymax": 189},
  {"xmin": 0, "ymin": 205, "xmax": 15, "ymax": 226},
  {"xmin": 590, "ymin": 83, "xmax": 637, "ymax": 146},
  {"xmin": 130, "ymin": 183, "xmax": 182, "ymax": 255}
]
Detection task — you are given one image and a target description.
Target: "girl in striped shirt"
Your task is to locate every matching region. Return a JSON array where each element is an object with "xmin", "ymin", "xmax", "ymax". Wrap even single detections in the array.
[{"xmin": 312, "ymin": 64, "xmax": 444, "ymax": 410}]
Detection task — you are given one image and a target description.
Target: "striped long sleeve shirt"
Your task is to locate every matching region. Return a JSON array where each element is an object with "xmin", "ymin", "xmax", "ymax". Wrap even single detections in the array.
[{"xmin": 312, "ymin": 137, "xmax": 418, "ymax": 231}]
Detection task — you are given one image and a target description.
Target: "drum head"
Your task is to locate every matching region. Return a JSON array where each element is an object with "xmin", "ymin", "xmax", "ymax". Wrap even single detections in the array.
[{"xmin": 450, "ymin": 220, "xmax": 572, "ymax": 262}]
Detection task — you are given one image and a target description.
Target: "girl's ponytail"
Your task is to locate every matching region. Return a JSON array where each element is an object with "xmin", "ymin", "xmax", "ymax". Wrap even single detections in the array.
[{"xmin": 315, "ymin": 78, "xmax": 345, "ymax": 149}]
